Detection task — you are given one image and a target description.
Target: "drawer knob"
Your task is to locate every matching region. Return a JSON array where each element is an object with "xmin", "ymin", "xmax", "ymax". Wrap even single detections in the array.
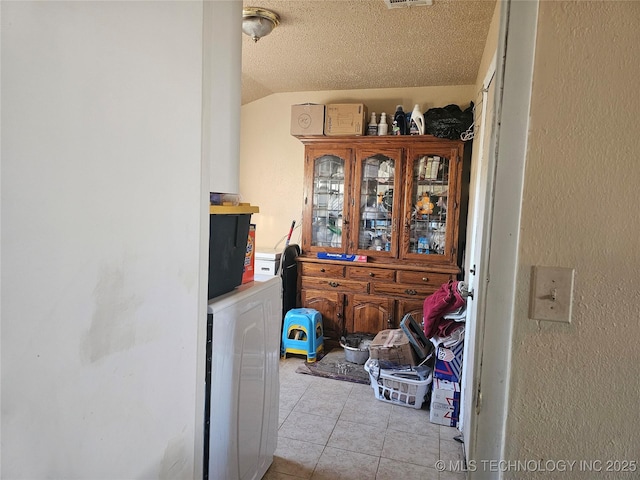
[
  {"xmin": 405, "ymin": 289, "xmax": 417, "ymax": 295},
  {"xmin": 422, "ymin": 277, "xmax": 429, "ymax": 282},
  {"xmin": 329, "ymin": 281, "xmax": 340, "ymax": 288},
  {"xmin": 369, "ymin": 272, "xmax": 375, "ymax": 277},
  {"xmin": 320, "ymin": 268, "xmax": 326, "ymax": 273}
]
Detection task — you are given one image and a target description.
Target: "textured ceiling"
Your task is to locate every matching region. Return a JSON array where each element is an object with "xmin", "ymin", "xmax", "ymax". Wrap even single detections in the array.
[{"xmin": 241, "ymin": 0, "xmax": 496, "ymax": 104}]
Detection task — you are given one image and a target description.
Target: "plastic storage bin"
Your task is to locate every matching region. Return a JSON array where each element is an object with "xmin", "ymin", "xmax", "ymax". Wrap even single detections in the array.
[
  {"xmin": 364, "ymin": 358, "xmax": 432, "ymax": 409},
  {"xmin": 208, "ymin": 208, "xmax": 256, "ymax": 300}
]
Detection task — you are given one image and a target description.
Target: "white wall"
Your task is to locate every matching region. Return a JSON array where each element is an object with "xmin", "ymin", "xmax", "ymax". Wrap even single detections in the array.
[
  {"xmin": 1, "ymin": 2, "xmax": 205, "ymax": 478},
  {"xmin": 203, "ymin": 0, "xmax": 242, "ymax": 194}
]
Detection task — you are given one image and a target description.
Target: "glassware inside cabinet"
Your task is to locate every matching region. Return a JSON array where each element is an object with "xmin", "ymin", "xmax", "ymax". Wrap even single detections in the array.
[
  {"xmin": 312, "ymin": 155, "xmax": 345, "ymax": 248},
  {"xmin": 358, "ymin": 154, "xmax": 395, "ymax": 251},
  {"xmin": 409, "ymin": 154, "xmax": 450, "ymax": 255}
]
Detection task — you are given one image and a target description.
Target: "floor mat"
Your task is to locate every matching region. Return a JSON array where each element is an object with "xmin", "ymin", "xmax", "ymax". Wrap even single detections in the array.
[{"xmin": 295, "ymin": 348, "xmax": 371, "ymax": 385}]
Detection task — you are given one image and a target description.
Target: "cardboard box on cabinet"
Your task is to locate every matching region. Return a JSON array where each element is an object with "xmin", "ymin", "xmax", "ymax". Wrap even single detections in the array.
[
  {"xmin": 324, "ymin": 103, "xmax": 367, "ymax": 136},
  {"xmin": 291, "ymin": 104, "xmax": 325, "ymax": 136}
]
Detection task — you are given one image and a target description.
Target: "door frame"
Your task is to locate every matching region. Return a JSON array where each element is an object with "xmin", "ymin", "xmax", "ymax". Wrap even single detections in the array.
[{"xmin": 468, "ymin": 0, "xmax": 539, "ymax": 477}]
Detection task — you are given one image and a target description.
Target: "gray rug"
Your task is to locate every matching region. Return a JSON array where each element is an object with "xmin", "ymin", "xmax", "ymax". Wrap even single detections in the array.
[{"xmin": 295, "ymin": 348, "xmax": 371, "ymax": 385}]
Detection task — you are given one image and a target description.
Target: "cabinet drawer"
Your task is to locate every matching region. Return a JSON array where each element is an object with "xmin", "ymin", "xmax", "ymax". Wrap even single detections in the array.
[
  {"xmin": 396, "ymin": 271, "xmax": 453, "ymax": 289},
  {"xmin": 347, "ymin": 267, "xmax": 395, "ymax": 282},
  {"xmin": 301, "ymin": 263, "xmax": 346, "ymax": 278},
  {"xmin": 371, "ymin": 282, "xmax": 433, "ymax": 298},
  {"xmin": 301, "ymin": 276, "xmax": 368, "ymax": 294}
]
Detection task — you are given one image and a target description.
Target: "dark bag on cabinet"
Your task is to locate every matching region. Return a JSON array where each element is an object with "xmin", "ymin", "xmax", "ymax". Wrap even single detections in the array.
[{"xmin": 424, "ymin": 103, "xmax": 474, "ymax": 140}]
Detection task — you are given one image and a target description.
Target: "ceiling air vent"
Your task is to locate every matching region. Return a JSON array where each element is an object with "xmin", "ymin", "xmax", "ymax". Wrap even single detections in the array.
[{"xmin": 384, "ymin": 0, "xmax": 433, "ymax": 9}]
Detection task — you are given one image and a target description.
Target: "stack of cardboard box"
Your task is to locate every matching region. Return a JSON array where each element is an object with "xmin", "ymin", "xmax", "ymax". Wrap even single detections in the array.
[
  {"xmin": 429, "ymin": 331, "xmax": 464, "ymax": 427},
  {"xmin": 290, "ymin": 103, "xmax": 368, "ymax": 137}
]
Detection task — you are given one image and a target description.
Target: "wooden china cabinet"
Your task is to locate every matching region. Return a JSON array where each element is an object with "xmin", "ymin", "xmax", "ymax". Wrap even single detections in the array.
[{"xmin": 296, "ymin": 134, "xmax": 469, "ymax": 347}]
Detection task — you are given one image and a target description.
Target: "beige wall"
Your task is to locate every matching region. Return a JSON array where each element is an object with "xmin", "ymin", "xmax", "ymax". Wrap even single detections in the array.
[
  {"xmin": 239, "ymin": 86, "xmax": 474, "ymax": 250},
  {"xmin": 506, "ymin": 1, "xmax": 640, "ymax": 477}
]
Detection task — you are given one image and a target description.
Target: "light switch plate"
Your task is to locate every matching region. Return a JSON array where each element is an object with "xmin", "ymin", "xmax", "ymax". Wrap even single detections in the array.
[{"xmin": 529, "ymin": 266, "xmax": 574, "ymax": 323}]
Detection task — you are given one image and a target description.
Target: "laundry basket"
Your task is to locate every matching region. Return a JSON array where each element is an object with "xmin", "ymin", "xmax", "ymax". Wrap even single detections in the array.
[{"xmin": 364, "ymin": 358, "xmax": 432, "ymax": 409}]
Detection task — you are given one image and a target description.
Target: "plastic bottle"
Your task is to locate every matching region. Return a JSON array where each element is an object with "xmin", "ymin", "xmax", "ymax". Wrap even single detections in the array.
[
  {"xmin": 410, "ymin": 104, "xmax": 425, "ymax": 135},
  {"xmin": 392, "ymin": 105, "xmax": 407, "ymax": 135},
  {"xmin": 377, "ymin": 112, "xmax": 388, "ymax": 136},
  {"xmin": 367, "ymin": 112, "xmax": 378, "ymax": 136}
]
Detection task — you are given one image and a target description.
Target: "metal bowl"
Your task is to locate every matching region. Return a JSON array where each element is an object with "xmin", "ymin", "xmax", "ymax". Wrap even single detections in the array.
[{"xmin": 340, "ymin": 334, "xmax": 373, "ymax": 365}]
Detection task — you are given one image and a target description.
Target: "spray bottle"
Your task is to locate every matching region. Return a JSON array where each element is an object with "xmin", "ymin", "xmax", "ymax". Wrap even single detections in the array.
[
  {"xmin": 367, "ymin": 112, "xmax": 378, "ymax": 136},
  {"xmin": 377, "ymin": 112, "xmax": 388, "ymax": 135}
]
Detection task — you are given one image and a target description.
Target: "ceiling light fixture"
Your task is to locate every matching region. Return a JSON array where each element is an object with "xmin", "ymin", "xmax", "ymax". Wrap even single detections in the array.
[{"xmin": 242, "ymin": 7, "xmax": 280, "ymax": 42}]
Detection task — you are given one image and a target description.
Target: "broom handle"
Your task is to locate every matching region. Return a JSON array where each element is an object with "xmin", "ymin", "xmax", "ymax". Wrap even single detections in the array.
[{"xmin": 285, "ymin": 220, "xmax": 295, "ymax": 248}]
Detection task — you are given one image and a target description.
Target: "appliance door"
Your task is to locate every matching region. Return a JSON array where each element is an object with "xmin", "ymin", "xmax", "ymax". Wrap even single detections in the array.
[{"xmin": 205, "ymin": 276, "xmax": 282, "ymax": 480}]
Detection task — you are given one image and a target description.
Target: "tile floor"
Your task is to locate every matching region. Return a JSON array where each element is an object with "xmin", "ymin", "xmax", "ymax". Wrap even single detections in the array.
[{"xmin": 264, "ymin": 356, "xmax": 467, "ymax": 480}]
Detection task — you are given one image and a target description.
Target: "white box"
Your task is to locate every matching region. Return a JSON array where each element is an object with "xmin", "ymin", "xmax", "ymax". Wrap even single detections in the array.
[
  {"xmin": 429, "ymin": 378, "xmax": 461, "ymax": 427},
  {"xmin": 255, "ymin": 249, "xmax": 282, "ymax": 276}
]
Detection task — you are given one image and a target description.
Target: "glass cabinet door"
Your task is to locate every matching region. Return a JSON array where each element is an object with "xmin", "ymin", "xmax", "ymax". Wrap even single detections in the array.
[
  {"xmin": 352, "ymin": 149, "xmax": 401, "ymax": 255},
  {"xmin": 310, "ymin": 154, "xmax": 347, "ymax": 249},
  {"xmin": 403, "ymin": 150, "xmax": 458, "ymax": 262}
]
